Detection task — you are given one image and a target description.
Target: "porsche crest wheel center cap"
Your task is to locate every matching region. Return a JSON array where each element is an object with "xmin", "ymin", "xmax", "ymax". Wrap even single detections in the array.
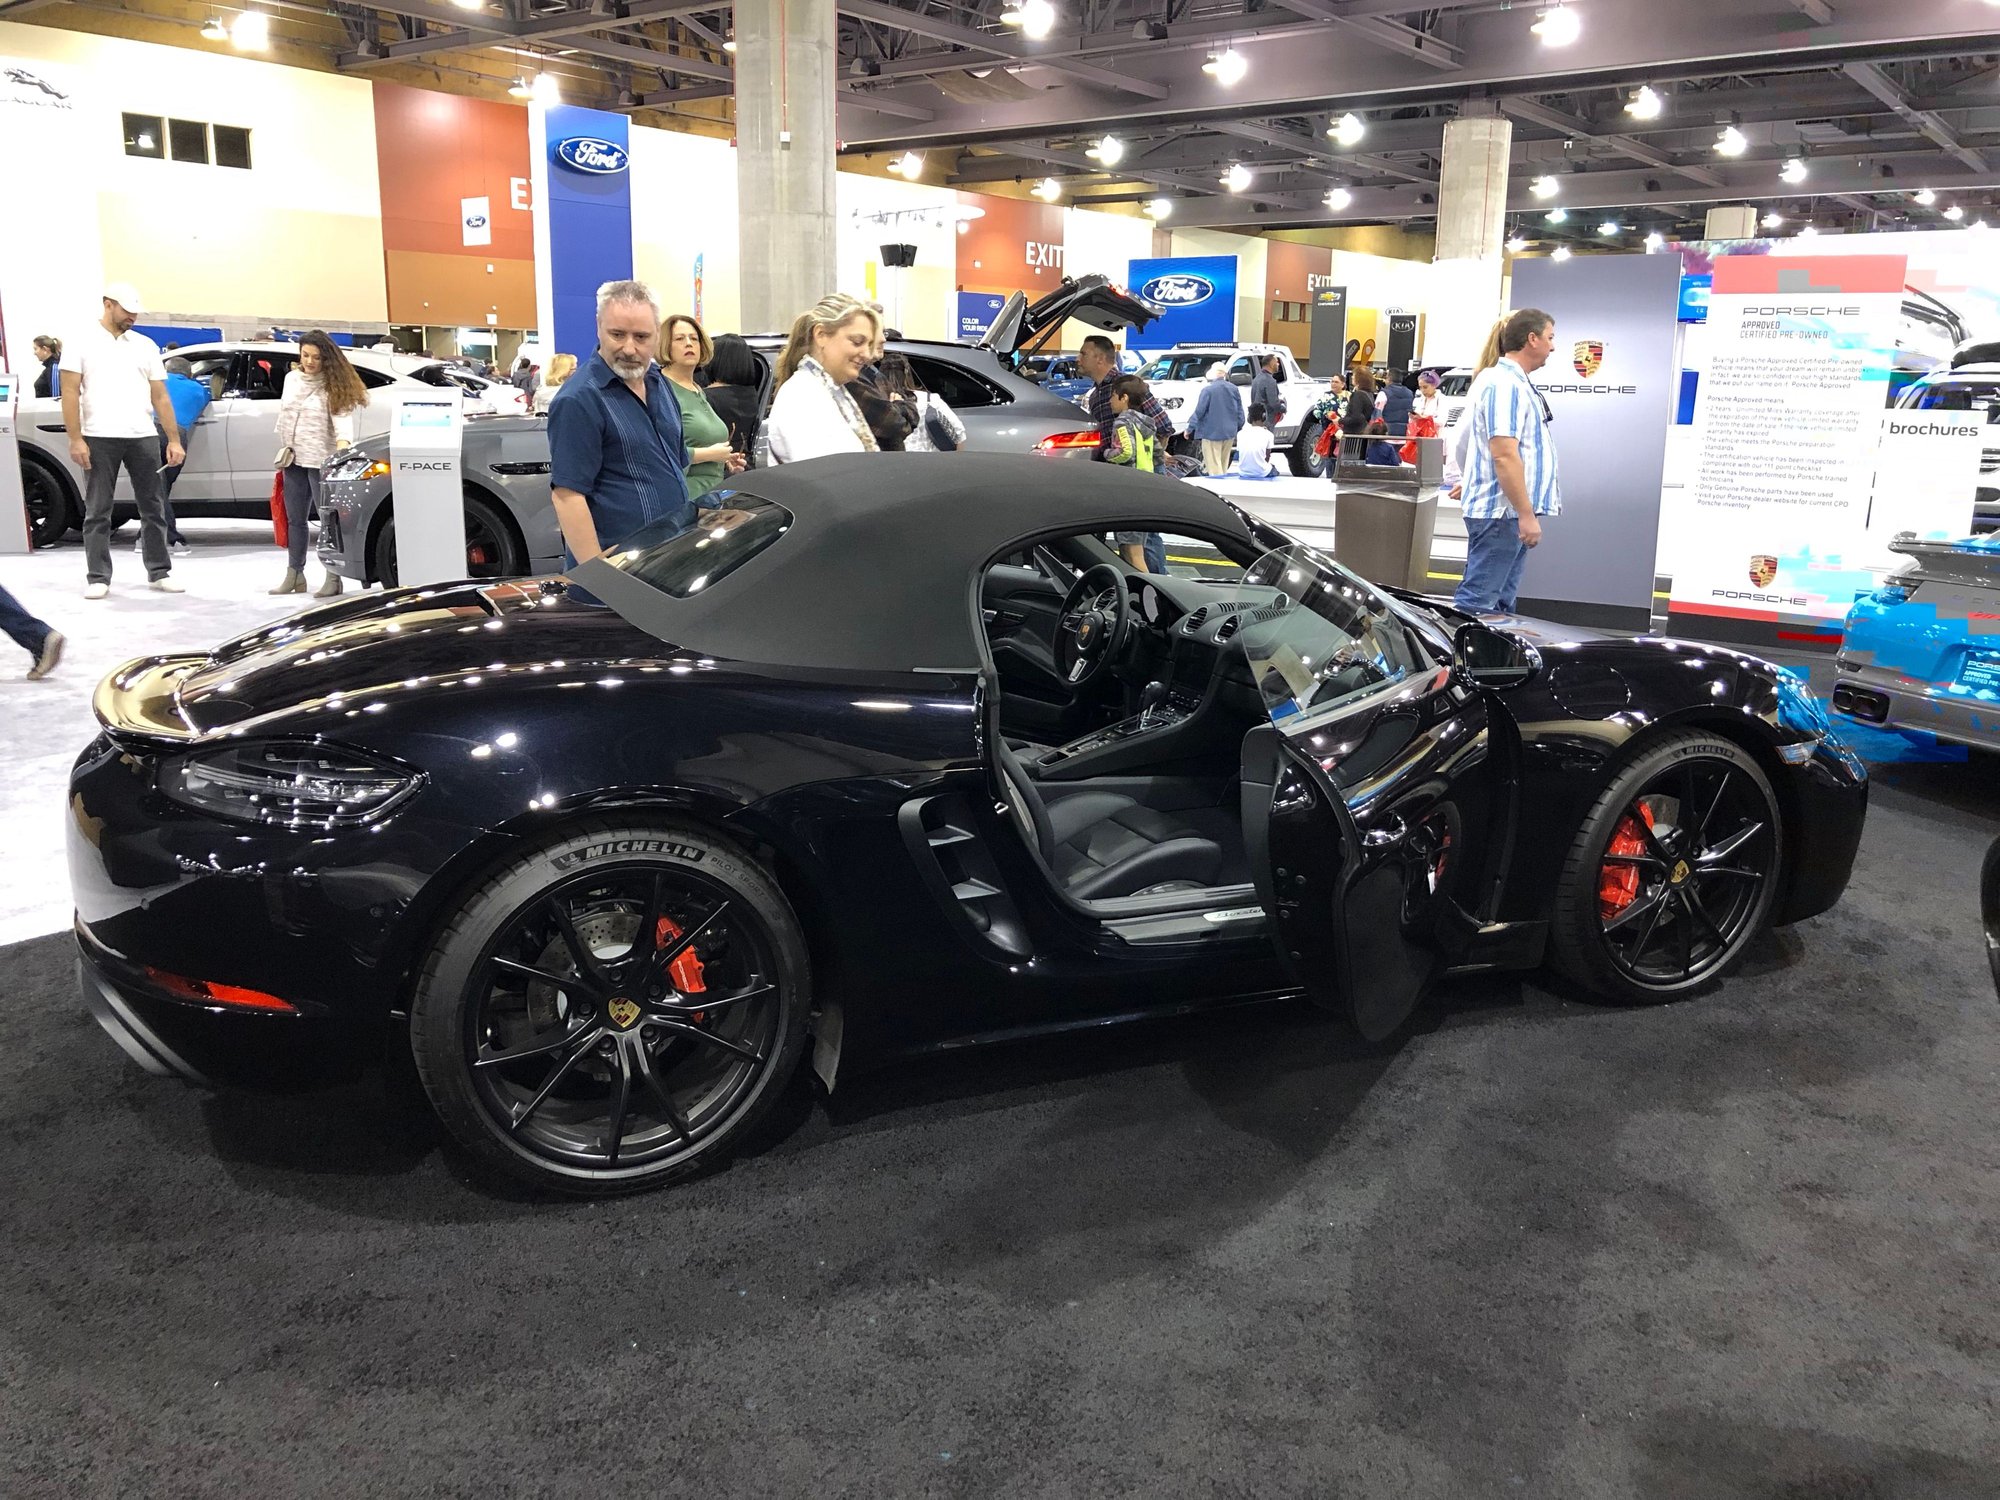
[
  {"xmin": 607, "ymin": 996, "xmax": 641, "ymax": 1030},
  {"xmin": 1669, "ymin": 859, "xmax": 1691, "ymax": 886}
]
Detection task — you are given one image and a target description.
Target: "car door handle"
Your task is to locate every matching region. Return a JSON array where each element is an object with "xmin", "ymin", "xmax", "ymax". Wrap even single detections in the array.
[{"xmin": 1362, "ymin": 816, "xmax": 1408, "ymax": 850}]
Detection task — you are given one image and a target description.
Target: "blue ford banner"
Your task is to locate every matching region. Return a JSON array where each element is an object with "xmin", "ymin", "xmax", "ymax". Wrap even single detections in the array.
[
  {"xmin": 1125, "ymin": 255, "xmax": 1237, "ymax": 349},
  {"xmin": 957, "ymin": 291, "xmax": 1008, "ymax": 342}
]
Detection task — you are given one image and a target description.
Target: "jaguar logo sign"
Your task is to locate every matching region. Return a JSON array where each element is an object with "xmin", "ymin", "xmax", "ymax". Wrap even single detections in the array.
[
  {"xmin": 554, "ymin": 136, "xmax": 629, "ymax": 175},
  {"xmin": 1749, "ymin": 555, "xmax": 1779, "ymax": 588},
  {"xmin": 1, "ymin": 63, "xmax": 73, "ymax": 110},
  {"xmin": 1572, "ymin": 339, "xmax": 1604, "ymax": 378},
  {"xmin": 1138, "ymin": 273, "xmax": 1216, "ymax": 308}
]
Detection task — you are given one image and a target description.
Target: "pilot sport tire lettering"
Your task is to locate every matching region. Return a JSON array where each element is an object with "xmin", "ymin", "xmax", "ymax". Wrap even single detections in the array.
[
  {"xmin": 1548, "ymin": 732, "xmax": 1782, "ymax": 1004},
  {"xmin": 409, "ymin": 819, "xmax": 812, "ymax": 1196}
]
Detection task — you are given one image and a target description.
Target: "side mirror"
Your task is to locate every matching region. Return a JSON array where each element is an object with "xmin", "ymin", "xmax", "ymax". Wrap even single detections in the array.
[
  {"xmin": 1227, "ymin": 372, "xmax": 1253, "ymax": 387},
  {"xmin": 1452, "ymin": 622, "xmax": 1541, "ymax": 690}
]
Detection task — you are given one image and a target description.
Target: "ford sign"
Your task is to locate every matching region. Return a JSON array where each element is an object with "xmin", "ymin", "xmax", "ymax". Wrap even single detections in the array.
[
  {"xmin": 555, "ymin": 137, "xmax": 629, "ymax": 175},
  {"xmin": 1138, "ymin": 273, "xmax": 1216, "ymax": 308}
]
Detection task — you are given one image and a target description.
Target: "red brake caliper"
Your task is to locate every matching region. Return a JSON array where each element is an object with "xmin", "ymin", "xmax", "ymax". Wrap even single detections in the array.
[
  {"xmin": 1598, "ymin": 803, "xmax": 1656, "ymax": 921},
  {"xmin": 654, "ymin": 915, "xmax": 708, "ymax": 1001}
]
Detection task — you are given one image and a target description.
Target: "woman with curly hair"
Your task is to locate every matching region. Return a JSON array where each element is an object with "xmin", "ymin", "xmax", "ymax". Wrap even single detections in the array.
[{"xmin": 270, "ymin": 331, "xmax": 368, "ymax": 597}]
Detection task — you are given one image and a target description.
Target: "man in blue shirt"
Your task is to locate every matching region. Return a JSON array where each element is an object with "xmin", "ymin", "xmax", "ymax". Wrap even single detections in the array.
[
  {"xmin": 1455, "ymin": 308, "xmax": 1562, "ymax": 615},
  {"xmin": 549, "ymin": 279, "xmax": 721, "ymax": 567},
  {"xmin": 155, "ymin": 356, "xmax": 213, "ymax": 551}
]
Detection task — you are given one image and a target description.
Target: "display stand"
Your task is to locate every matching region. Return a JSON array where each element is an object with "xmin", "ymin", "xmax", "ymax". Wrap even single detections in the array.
[
  {"xmin": 0, "ymin": 373, "xmax": 28, "ymax": 554},
  {"xmin": 388, "ymin": 389, "xmax": 465, "ymax": 586}
]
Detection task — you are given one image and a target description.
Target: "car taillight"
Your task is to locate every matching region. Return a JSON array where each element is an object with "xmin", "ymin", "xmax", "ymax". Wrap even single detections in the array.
[
  {"xmin": 144, "ymin": 967, "xmax": 297, "ymax": 1013},
  {"xmin": 1036, "ymin": 429, "xmax": 1100, "ymax": 453}
]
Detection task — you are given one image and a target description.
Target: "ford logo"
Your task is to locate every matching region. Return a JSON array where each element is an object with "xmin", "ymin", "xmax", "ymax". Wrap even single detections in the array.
[
  {"xmin": 1139, "ymin": 273, "xmax": 1216, "ymax": 307},
  {"xmin": 555, "ymin": 137, "xmax": 629, "ymax": 174},
  {"xmin": 464, "ymin": 214, "xmax": 488, "ymax": 229}
]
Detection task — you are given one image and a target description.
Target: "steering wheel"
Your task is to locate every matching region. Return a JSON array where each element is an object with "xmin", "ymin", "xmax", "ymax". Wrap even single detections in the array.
[{"xmin": 1057, "ymin": 563, "xmax": 1133, "ymax": 687}]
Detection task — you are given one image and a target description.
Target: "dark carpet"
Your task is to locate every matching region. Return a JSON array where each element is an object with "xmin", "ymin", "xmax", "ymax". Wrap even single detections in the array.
[{"xmin": 5, "ymin": 760, "xmax": 1999, "ymax": 1499}]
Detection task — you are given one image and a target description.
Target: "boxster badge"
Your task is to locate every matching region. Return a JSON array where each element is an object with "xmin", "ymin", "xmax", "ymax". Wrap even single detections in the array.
[
  {"xmin": 1572, "ymin": 340, "xmax": 1604, "ymax": 378},
  {"xmin": 1749, "ymin": 554, "xmax": 1779, "ymax": 588}
]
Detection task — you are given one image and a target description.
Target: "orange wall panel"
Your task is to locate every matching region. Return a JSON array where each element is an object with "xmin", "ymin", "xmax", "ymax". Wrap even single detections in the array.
[
  {"xmin": 373, "ymin": 82, "xmax": 534, "ymax": 262},
  {"xmin": 385, "ymin": 251, "xmax": 537, "ymax": 328},
  {"xmin": 955, "ymin": 191, "xmax": 1066, "ymax": 297}
]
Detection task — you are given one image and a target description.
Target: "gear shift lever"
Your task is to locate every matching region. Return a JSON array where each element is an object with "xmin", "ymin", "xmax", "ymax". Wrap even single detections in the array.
[{"xmin": 1138, "ymin": 680, "xmax": 1168, "ymax": 728}]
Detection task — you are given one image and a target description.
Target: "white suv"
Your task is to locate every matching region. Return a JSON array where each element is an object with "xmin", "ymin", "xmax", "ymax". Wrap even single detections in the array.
[{"xmin": 1137, "ymin": 343, "xmax": 1329, "ymax": 474}]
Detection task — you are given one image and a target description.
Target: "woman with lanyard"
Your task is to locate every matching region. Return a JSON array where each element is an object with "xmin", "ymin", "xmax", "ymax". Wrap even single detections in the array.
[
  {"xmin": 659, "ymin": 313, "xmax": 748, "ymax": 501},
  {"xmin": 270, "ymin": 331, "xmax": 366, "ymax": 598},
  {"xmin": 765, "ymin": 294, "xmax": 883, "ymax": 463}
]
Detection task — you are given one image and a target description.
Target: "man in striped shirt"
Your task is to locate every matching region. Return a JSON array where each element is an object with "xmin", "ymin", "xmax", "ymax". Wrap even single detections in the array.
[{"xmin": 1456, "ymin": 308, "xmax": 1562, "ymax": 615}]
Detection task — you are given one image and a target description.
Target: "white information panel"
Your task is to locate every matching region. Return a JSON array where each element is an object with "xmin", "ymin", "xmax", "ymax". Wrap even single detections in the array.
[
  {"xmin": 0, "ymin": 372, "xmax": 28, "ymax": 554},
  {"xmin": 388, "ymin": 390, "xmax": 465, "ymax": 586}
]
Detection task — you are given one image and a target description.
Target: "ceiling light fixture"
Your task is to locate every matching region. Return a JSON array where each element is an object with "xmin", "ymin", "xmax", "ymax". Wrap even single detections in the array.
[
  {"xmin": 1797, "ymin": 223, "xmax": 1818, "ymax": 237},
  {"xmin": 1531, "ymin": 3, "xmax": 1581, "ymax": 46},
  {"xmin": 1644, "ymin": 231, "xmax": 1665, "ymax": 251},
  {"xmin": 1324, "ymin": 187, "xmax": 1352, "ymax": 210},
  {"xmin": 888, "ymin": 151, "xmax": 924, "ymax": 178},
  {"xmin": 1626, "ymin": 85, "xmax": 1663, "ymax": 120},
  {"xmin": 1086, "ymin": 134, "xmax": 1125, "ymax": 167},
  {"xmin": 1222, "ymin": 162, "xmax": 1253, "ymax": 193},
  {"xmin": 1145, "ymin": 197, "xmax": 1174, "ymax": 220},
  {"xmin": 1530, "ymin": 175, "xmax": 1559, "ymax": 199},
  {"xmin": 529, "ymin": 70, "xmax": 561, "ymax": 105},
  {"xmin": 1032, "ymin": 176, "xmax": 1062, "ymax": 202},
  {"xmin": 1328, "ymin": 112, "xmax": 1365, "ymax": 147},
  {"xmin": 1000, "ymin": 0, "xmax": 1057, "ymax": 40},
  {"xmin": 1505, "ymin": 235, "xmax": 1528, "ymax": 253},
  {"xmin": 1915, "ymin": 187, "xmax": 1937, "ymax": 206},
  {"xmin": 1551, "ymin": 245, "xmax": 1573, "ymax": 261},
  {"xmin": 451, "ymin": 0, "xmax": 484, "ymax": 9},
  {"xmin": 200, "ymin": 15, "xmax": 228, "ymax": 40},
  {"xmin": 1597, "ymin": 219, "xmax": 1620, "ymax": 236},
  {"xmin": 230, "ymin": 7, "xmax": 270, "ymax": 49},
  {"xmin": 1715, "ymin": 125, "xmax": 1748, "ymax": 157},
  {"xmin": 1203, "ymin": 48, "xmax": 1248, "ymax": 85},
  {"xmin": 1780, "ymin": 157, "xmax": 1808, "ymax": 185},
  {"xmin": 1545, "ymin": 207, "xmax": 1568, "ymax": 224},
  {"xmin": 507, "ymin": 76, "xmax": 533, "ymax": 98},
  {"xmin": 1946, "ymin": 204, "xmax": 1966, "ymax": 221},
  {"xmin": 723, "ymin": 33, "xmax": 737, "ymax": 52},
  {"xmin": 1762, "ymin": 211, "xmax": 1785, "ymax": 229}
]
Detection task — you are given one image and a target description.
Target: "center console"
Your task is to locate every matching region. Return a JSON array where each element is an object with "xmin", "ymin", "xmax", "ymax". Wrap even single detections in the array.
[{"xmin": 1034, "ymin": 699, "xmax": 1193, "ymax": 774}]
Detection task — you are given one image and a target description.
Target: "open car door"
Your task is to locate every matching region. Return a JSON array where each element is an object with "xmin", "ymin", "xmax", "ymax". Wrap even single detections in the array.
[
  {"xmin": 1234, "ymin": 544, "xmax": 1517, "ymax": 1040},
  {"xmin": 980, "ymin": 275, "xmax": 1161, "ymax": 369}
]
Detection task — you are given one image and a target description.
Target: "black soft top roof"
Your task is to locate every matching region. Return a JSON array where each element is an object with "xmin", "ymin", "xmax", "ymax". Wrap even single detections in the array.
[{"xmin": 569, "ymin": 453, "xmax": 1261, "ymax": 672}]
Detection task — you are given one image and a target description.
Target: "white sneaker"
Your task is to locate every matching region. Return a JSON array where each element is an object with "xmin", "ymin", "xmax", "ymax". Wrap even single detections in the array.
[
  {"xmin": 149, "ymin": 576, "xmax": 186, "ymax": 594},
  {"xmin": 84, "ymin": 582, "xmax": 110, "ymax": 600}
]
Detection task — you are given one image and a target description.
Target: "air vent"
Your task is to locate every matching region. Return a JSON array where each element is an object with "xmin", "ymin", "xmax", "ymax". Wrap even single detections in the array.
[
  {"xmin": 1182, "ymin": 606, "xmax": 1209, "ymax": 633},
  {"xmin": 1215, "ymin": 614, "xmax": 1241, "ymax": 643}
]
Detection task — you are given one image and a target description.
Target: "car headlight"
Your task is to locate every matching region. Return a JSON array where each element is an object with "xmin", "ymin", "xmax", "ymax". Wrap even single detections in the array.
[
  {"xmin": 324, "ymin": 451, "xmax": 390, "ymax": 484},
  {"xmin": 161, "ymin": 741, "xmax": 423, "ymax": 828}
]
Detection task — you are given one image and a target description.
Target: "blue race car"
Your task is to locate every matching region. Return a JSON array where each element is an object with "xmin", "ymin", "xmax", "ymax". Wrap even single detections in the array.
[{"xmin": 1832, "ymin": 533, "xmax": 2000, "ymax": 752}]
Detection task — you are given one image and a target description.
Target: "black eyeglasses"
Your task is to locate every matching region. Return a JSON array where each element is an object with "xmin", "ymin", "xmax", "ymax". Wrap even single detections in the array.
[{"xmin": 1531, "ymin": 386, "xmax": 1554, "ymax": 425}]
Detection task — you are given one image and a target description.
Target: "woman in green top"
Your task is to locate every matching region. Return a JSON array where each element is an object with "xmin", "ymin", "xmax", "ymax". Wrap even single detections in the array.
[{"xmin": 662, "ymin": 313, "xmax": 745, "ymax": 502}]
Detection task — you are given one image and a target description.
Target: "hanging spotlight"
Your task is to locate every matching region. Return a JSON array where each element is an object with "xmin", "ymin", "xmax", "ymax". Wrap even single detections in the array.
[
  {"xmin": 1552, "ymin": 245, "xmax": 1573, "ymax": 261},
  {"xmin": 507, "ymin": 76, "xmax": 533, "ymax": 98},
  {"xmin": 1530, "ymin": 175, "xmax": 1560, "ymax": 199},
  {"xmin": 1531, "ymin": 4, "xmax": 1581, "ymax": 46},
  {"xmin": 200, "ymin": 15, "xmax": 228, "ymax": 40},
  {"xmin": 1032, "ymin": 176, "xmax": 1063, "ymax": 202},
  {"xmin": 451, "ymin": 0, "xmax": 485, "ymax": 9},
  {"xmin": 888, "ymin": 151, "xmax": 925, "ymax": 178},
  {"xmin": 1715, "ymin": 126, "xmax": 1748, "ymax": 157},
  {"xmin": 1202, "ymin": 48, "xmax": 1248, "ymax": 85},
  {"xmin": 1221, "ymin": 162, "xmax": 1253, "ymax": 193},
  {"xmin": 1626, "ymin": 86, "xmax": 1663, "ymax": 120},
  {"xmin": 1915, "ymin": 187, "xmax": 1937, "ymax": 206},
  {"xmin": 1000, "ymin": 0, "xmax": 1057, "ymax": 40},
  {"xmin": 1596, "ymin": 219, "xmax": 1620, "ymax": 236},
  {"xmin": 1644, "ymin": 231, "xmax": 1665, "ymax": 251},
  {"xmin": 1086, "ymin": 135, "xmax": 1125, "ymax": 167},
  {"xmin": 530, "ymin": 70, "xmax": 561, "ymax": 105},
  {"xmin": 1762, "ymin": 211, "xmax": 1785, "ymax": 229},
  {"xmin": 723, "ymin": 32, "xmax": 737, "ymax": 52},
  {"xmin": 1545, "ymin": 207, "xmax": 1568, "ymax": 224},
  {"xmin": 230, "ymin": 7, "xmax": 271, "ymax": 49},
  {"xmin": 1324, "ymin": 187, "xmax": 1352, "ymax": 210},
  {"xmin": 1328, "ymin": 112, "xmax": 1366, "ymax": 147},
  {"xmin": 1144, "ymin": 197, "xmax": 1174, "ymax": 220},
  {"xmin": 1780, "ymin": 157, "xmax": 1808, "ymax": 185},
  {"xmin": 1505, "ymin": 235, "xmax": 1528, "ymax": 253},
  {"xmin": 1797, "ymin": 224, "xmax": 1818, "ymax": 238},
  {"xmin": 1946, "ymin": 204, "xmax": 1966, "ymax": 221}
]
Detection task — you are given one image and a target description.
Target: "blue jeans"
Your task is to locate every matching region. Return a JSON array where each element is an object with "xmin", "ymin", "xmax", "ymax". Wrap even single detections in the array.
[
  {"xmin": 1455, "ymin": 515, "xmax": 1532, "ymax": 614},
  {"xmin": 0, "ymin": 581, "xmax": 53, "ymax": 661},
  {"xmin": 1144, "ymin": 533, "xmax": 1166, "ymax": 574}
]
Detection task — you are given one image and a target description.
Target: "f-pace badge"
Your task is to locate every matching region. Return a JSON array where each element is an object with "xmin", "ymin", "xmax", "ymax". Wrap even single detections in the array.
[
  {"xmin": 1749, "ymin": 554, "xmax": 1779, "ymax": 588},
  {"xmin": 607, "ymin": 997, "xmax": 641, "ymax": 1029},
  {"xmin": 1572, "ymin": 340, "xmax": 1604, "ymax": 378}
]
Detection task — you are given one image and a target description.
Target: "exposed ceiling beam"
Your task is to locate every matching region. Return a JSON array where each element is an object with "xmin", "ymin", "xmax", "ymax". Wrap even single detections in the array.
[
  {"xmin": 837, "ymin": 0, "xmax": 1168, "ymax": 100},
  {"xmin": 1265, "ymin": 0, "xmax": 1462, "ymax": 71},
  {"xmin": 837, "ymin": 90, "xmax": 937, "ymax": 121},
  {"xmin": 335, "ymin": 0, "xmax": 725, "ymax": 68},
  {"xmin": 1500, "ymin": 96, "xmax": 1727, "ymax": 189},
  {"xmin": 1844, "ymin": 60, "xmax": 1992, "ymax": 171},
  {"xmin": 1788, "ymin": 0, "xmax": 1837, "ymax": 23}
]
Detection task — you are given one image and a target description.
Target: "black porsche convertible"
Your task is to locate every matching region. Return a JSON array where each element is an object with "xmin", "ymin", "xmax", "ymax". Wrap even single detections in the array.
[{"xmin": 71, "ymin": 454, "xmax": 1868, "ymax": 1195}]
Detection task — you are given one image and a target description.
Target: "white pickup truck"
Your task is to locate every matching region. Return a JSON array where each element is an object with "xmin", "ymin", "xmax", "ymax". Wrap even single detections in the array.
[{"xmin": 1136, "ymin": 343, "xmax": 1331, "ymax": 476}]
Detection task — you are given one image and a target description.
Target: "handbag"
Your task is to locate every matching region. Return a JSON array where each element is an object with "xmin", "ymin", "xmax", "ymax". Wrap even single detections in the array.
[
  {"xmin": 273, "ymin": 445, "xmax": 294, "ymax": 470},
  {"xmin": 921, "ymin": 397, "xmax": 958, "ymax": 452},
  {"xmin": 1313, "ymin": 422, "xmax": 1337, "ymax": 458},
  {"xmin": 268, "ymin": 471, "xmax": 289, "ymax": 549}
]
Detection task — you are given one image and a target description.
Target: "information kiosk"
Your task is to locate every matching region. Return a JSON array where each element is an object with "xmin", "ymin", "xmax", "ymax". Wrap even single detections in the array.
[
  {"xmin": 0, "ymin": 373, "xmax": 28, "ymax": 554},
  {"xmin": 387, "ymin": 389, "xmax": 465, "ymax": 586}
]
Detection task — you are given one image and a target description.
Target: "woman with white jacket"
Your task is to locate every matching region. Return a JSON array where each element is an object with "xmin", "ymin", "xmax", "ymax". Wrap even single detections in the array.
[
  {"xmin": 270, "ymin": 332, "xmax": 365, "ymax": 597},
  {"xmin": 765, "ymin": 294, "xmax": 882, "ymax": 464}
]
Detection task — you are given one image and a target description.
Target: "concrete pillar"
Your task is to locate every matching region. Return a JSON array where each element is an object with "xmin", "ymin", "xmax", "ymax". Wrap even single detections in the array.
[
  {"xmin": 1705, "ymin": 204, "xmax": 1758, "ymax": 240},
  {"xmin": 1425, "ymin": 114, "xmax": 1513, "ymax": 366},
  {"xmin": 735, "ymin": 0, "xmax": 839, "ymax": 333}
]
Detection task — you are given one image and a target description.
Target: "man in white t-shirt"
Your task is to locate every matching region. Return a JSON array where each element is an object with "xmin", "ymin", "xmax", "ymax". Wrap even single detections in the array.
[{"xmin": 59, "ymin": 283, "xmax": 186, "ymax": 598}]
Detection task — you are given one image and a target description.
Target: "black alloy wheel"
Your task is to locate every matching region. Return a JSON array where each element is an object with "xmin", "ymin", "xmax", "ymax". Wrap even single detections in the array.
[
  {"xmin": 411, "ymin": 821, "xmax": 810, "ymax": 1195},
  {"xmin": 373, "ymin": 490, "xmax": 525, "ymax": 586},
  {"xmin": 22, "ymin": 457, "xmax": 75, "ymax": 549},
  {"xmin": 1550, "ymin": 732, "xmax": 1782, "ymax": 1004}
]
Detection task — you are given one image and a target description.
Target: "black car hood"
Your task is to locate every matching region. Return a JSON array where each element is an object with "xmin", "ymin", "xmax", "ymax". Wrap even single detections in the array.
[{"xmin": 142, "ymin": 580, "xmax": 664, "ymax": 736}]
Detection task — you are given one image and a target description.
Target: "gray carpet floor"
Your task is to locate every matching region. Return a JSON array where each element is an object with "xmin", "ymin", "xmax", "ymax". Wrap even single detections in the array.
[{"xmin": 4, "ymin": 757, "xmax": 1998, "ymax": 1498}]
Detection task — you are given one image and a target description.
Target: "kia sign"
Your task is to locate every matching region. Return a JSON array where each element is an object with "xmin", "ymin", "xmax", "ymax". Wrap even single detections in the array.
[
  {"xmin": 1137, "ymin": 272, "xmax": 1215, "ymax": 308},
  {"xmin": 1126, "ymin": 255, "xmax": 1237, "ymax": 349},
  {"xmin": 554, "ymin": 136, "xmax": 629, "ymax": 174}
]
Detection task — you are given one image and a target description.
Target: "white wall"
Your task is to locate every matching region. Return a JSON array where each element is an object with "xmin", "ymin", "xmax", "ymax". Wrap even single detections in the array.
[
  {"xmin": 836, "ymin": 173, "xmax": 958, "ymax": 340},
  {"xmin": 628, "ymin": 125, "xmax": 741, "ymax": 333},
  {"xmin": 0, "ymin": 21, "xmax": 385, "ymax": 375},
  {"xmin": 1060, "ymin": 205, "xmax": 1153, "ymax": 349}
]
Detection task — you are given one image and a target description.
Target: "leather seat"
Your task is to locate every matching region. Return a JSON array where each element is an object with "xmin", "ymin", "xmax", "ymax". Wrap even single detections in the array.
[{"xmin": 995, "ymin": 739, "xmax": 1223, "ymax": 900}]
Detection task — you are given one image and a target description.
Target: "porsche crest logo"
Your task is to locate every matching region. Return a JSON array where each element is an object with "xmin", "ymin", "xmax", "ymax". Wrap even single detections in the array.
[
  {"xmin": 1572, "ymin": 340, "xmax": 1605, "ymax": 378},
  {"xmin": 1670, "ymin": 859, "xmax": 1691, "ymax": 885},
  {"xmin": 1749, "ymin": 554, "xmax": 1779, "ymax": 588},
  {"xmin": 607, "ymin": 997, "xmax": 641, "ymax": 1030}
]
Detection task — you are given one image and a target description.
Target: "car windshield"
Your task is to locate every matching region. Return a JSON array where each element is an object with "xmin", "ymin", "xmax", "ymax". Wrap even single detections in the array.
[
  {"xmin": 1139, "ymin": 354, "xmax": 1216, "ymax": 381},
  {"xmin": 1230, "ymin": 544, "xmax": 1431, "ymax": 724},
  {"xmin": 598, "ymin": 496, "xmax": 793, "ymax": 598}
]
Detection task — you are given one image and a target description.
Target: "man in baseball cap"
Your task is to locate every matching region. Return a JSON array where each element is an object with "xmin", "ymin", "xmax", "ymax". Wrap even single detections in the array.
[{"xmin": 59, "ymin": 283, "xmax": 186, "ymax": 597}]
